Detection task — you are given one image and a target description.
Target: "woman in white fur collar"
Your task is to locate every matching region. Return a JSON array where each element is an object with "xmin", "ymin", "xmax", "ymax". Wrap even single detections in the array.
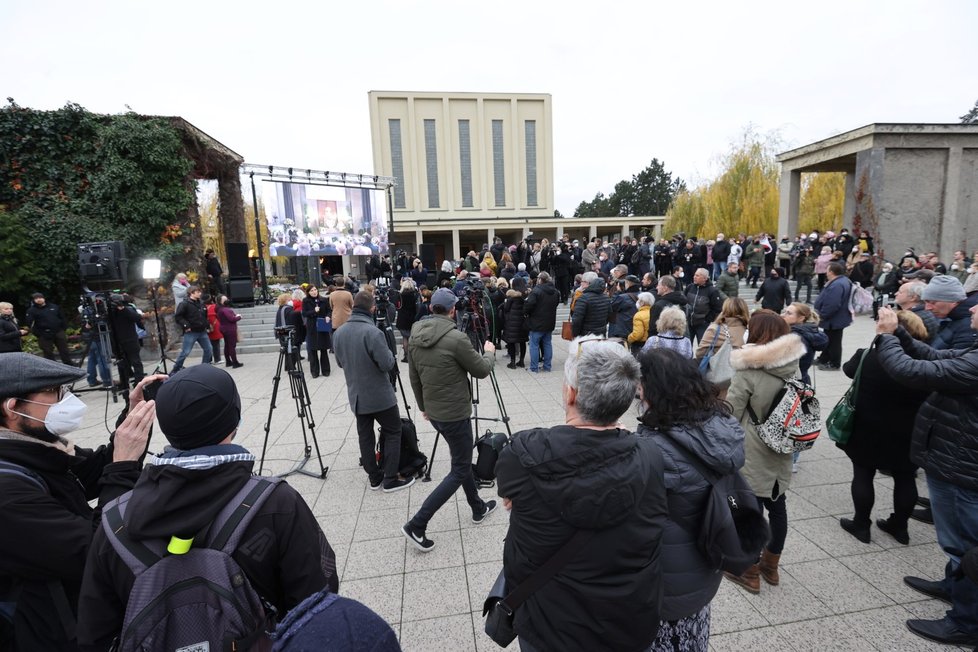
[{"xmin": 723, "ymin": 310, "xmax": 807, "ymax": 595}]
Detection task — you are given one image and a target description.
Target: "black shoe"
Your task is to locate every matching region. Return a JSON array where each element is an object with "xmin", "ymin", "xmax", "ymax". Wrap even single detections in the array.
[
  {"xmin": 818, "ymin": 363, "xmax": 840, "ymax": 371},
  {"xmin": 383, "ymin": 476, "xmax": 416, "ymax": 493},
  {"xmin": 473, "ymin": 500, "xmax": 498, "ymax": 524},
  {"xmin": 516, "ymin": 360, "xmax": 525, "ymax": 368},
  {"xmin": 916, "ymin": 496, "xmax": 930, "ymax": 508},
  {"xmin": 876, "ymin": 517, "xmax": 909, "ymax": 545},
  {"xmin": 903, "ymin": 576, "xmax": 951, "ymax": 603},
  {"xmin": 402, "ymin": 523, "xmax": 434, "ymax": 552},
  {"xmin": 906, "ymin": 617, "xmax": 978, "ymax": 646},
  {"xmin": 311, "ymin": 373, "xmax": 319, "ymax": 379},
  {"xmin": 369, "ymin": 477, "xmax": 383, "ymax": 491},
  {"xmin": 506, "ymin": 362, "xmax": 517, "ymax": 369},
  {"xmin": 401, "ymin": 357, "xmax": 408, "ymax": 363},
  {"xmin": 323, "ymin": 371, "xmax": 330, "ymax": 377},
  {"xmin": 910, "ymin": 507, "xmax": 933, "ymax": 525},
  {"xmin": 233, "ymin": 362, "xmax": 243, "ymax": 368},
  {"xmin": 840, "ymin": 517, "xmax": 871, "ymax": 543}
]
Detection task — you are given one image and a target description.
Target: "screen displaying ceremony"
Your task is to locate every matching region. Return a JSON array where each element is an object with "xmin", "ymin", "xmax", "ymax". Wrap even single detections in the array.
[{"xmin": 263, "ymin": 181, "xmax": 390, "ymax": 257}]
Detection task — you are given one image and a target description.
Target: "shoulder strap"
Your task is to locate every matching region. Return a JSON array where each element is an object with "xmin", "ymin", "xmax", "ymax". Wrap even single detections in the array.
[
  {"xmin": 103, "ymin": 493, "xmax": 162, "ymax": 574},
  {"xmin": 208, "ymin": 476, "xmax": 283, "ymax": 553},
  {"xmin": 849, "ymin": 346, "xmax": 873, "ymax": 398},
  {"xmin": 0, "ymin": 459, "xmax": 49, "ymax": 493},
  {"xmin": 498, "ymin": 529, "xmax": 594, "ymax": 615}
]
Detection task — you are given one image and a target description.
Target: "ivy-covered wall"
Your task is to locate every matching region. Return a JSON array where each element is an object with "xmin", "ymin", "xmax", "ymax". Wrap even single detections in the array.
[{"xmin": 0, "ymin": 100, "xmax": 200, "ymax": 310}]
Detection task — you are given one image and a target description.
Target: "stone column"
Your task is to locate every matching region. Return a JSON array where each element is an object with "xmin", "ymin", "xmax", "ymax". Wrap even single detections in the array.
[
  {"xmin": 452, "ymin": 229, "xmax": 461, "ymax": 260},
  {"xmin": 487, "ymin": 227, "xmax": 495, "ymax": 245},
  {"xmin": 940, "ymin": 147, "xmax": 964, "ymax": 261},
  {"xmin": 843, "ymin": 171, "xmax": 857, "ymax": 231},
  {"xmin": 415, "ymin": 229, "xmax": 424, "ymax": 253},
  {"xmin": 589, "ymin": 224, "xmax": 597, "ymax": 240},
  {"xmin": 555, "ymin": 224, "xmax": 564, "ymax": 239},
  {"xmin": 777, "ymin": 169, "xmax": 801, "ymax": 239}
]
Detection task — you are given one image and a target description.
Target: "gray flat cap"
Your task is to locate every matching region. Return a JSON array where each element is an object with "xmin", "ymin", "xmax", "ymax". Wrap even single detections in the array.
[
  {"xmin": 921, "ymin": 275, "xmax": 966, "ymax": 303},
  {"xmin": 0, "ymin": 353, "xmax": 86, "ymax": 397}
]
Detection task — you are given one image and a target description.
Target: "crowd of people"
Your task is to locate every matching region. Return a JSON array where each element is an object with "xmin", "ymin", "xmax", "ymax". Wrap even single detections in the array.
[{"xmin": 2, "ymin": 229, "xmax": 978, "ymax": 651}]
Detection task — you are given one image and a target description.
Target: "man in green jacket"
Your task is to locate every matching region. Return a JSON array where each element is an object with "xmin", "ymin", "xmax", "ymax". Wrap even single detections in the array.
[
  {"xmin": 403, "ymin": 288, "xmax": 497, "ymax": 552},
  {"xmin": 716, "ymin": 261, "xmax": 740, "ymax": 300},
  {"xmin": 744, "ymin": 240, "xmax": 766, "ymax": 289}
]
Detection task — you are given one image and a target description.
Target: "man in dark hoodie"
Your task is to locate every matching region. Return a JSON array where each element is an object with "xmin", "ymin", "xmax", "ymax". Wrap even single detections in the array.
[
  {"xmin": 570, "ymin": 272, "xmax": 611, "ymax": 337},
  {"xmin": 76, "ymin": 365, "xmax": 338, "ymax": 650},
  {"xmin": 496, "ymin": 337, "xmax": 667, "ymax": 652},
  {"xmin": 685, "ymin": 268, "xmax": 723, "ymax": 344},
  {"xmin": 523, "ymin": 272, "xmax": 560, "ymax": 373},
  {"xmin": 403, "ymin": 288, "xmax": 497, "ymax": 552},
  {"xmin": 649, "ymin": 275, "xmax": 688, "ymax": 337},
  {"xmin": 0, "ymin": 354, "xmax": 157, "ymax": 651},
  {"xmin": 755, "ymin": 268, "xmax": 793, "ymax": 314}
]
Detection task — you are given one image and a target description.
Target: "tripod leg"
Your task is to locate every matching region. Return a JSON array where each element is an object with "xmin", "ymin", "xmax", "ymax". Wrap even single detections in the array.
[
  {"xmin": 487, "ymin": 370, "xmax": 512, "ymax": 437},
  {"xmin": 259, "ymin": 350, "xmax": 287, "ymax": 475},
  {"xmin": 423, "ymin": 430, "xmax": 441, "ymax": 482}
]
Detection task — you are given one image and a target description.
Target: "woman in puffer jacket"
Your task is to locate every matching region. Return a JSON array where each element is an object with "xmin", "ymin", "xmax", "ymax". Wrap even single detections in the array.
[
  {"xmin": 724, "ymin": 311, "xmax": 807, "ymax": 594},
  {"xmin": 636, "ymin": 348, "xmax": 746, "ymax": 651},
  {"xmin": 502, "ymin": 278, "xmax": 529, "ymax": 368}
]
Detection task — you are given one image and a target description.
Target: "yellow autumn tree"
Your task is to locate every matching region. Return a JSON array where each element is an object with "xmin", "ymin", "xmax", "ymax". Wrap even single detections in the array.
[
  {"xmin": 798, "ymin": 172, "xmax": 844, "ymax": 234},
  {"xmin": 667, "ymin": 136, "xmax": 780, "ymax": 238}
]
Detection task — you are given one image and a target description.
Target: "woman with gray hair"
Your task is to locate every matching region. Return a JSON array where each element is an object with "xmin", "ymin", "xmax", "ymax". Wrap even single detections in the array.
[
  {"xmin": 642, "ymin": 306, "xmax": 693, "ymax": 358},
  {"xmin": 395, "ymin": 277, "xmax": 418, "ymax": 362},
  {"xmin": 494, "ymin": 337, "xmax": 668, "ymax": 651},
  {"xmin": 627, "ymin": 292, "xmax": 656, "ymax": 353}
]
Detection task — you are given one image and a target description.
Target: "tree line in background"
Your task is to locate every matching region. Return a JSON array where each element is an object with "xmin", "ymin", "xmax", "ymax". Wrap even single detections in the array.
[
  {"xmin": 570, "ymin": 133, "xmax": 846, "ymax": 239},
  {"xmin": 0, "ymin": 100, "xmax": 196, "ymax": 309}
]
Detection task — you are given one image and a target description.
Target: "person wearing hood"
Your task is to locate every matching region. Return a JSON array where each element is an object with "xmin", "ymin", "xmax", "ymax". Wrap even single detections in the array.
[
  {"xmin": 77, "ymin": 365, "xmax": 338, "ymax": 650},
  {"xmin": 524, "ymin": 272, "xmax": 560, "ymax": 372},
  {"xmin": 403, "ymin": 289, "xmax": 497, "ymax": 552},
  {"xmin": 649, "ymin": 275, "xmax": 688, "ymax": 336},
  {"xmin": 685, "ymin": 268, "xmax": 723, "ymax": 344},
  {"xmin": 637, "ymin": 348, "xmax": 747, "ymax": 651},
  {"xmin": 570, "ymin": 272, "xmax": 611, "ymax": 338},
  {"xmin": 724, "ymin": 312, "xmax": 807, "ymax": 594},
  {"xmin": 755, "ymin": 268, "xmax": 792, "ymax": 314},
  {"xmin": 0, "ymin": 355, "xmax": 158, "ymax": 651},
  {"xmin": 495, "ymin": 337, "xmax": 667, "ymax": 652}
]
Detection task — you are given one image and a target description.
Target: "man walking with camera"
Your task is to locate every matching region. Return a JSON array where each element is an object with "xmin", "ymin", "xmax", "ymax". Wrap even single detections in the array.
[
  {"xmin": 402, "ymin": 288, "xmax": 497, "ymax": 551},
  {"xmin": 171, "ymin": 286, "xmax": 213, "ymax": 373},
  {"xmin": 333, "ymin": 291, "xmax": 414, "ymax": 493}
]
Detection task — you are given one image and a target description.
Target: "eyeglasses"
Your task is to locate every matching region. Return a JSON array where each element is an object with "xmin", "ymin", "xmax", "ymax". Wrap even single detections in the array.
[{"xmin": 38, "ymin": 385, "xmax": 69, "ymax": 400}]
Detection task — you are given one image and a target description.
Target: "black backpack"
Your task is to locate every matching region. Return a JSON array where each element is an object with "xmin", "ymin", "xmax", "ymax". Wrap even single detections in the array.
[
  {"xmin": 101, "ymin": 476, "xmax": 282, "ymax": 652},
  {"xmin": 378, "ymin": 417, "xmax": 428, "ymax": 478},
  {"xmin": 473, "ymin": 431, "xmax": 509, "ymax": 487},
  {"xmin": 660, "ymin": 432, "xmax": 770, "ymax": 575}
]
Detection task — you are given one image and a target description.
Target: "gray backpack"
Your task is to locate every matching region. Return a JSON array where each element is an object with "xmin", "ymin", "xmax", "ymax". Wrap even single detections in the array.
[{"xmin": 102, "ymin": 476, "xmax": 282, "ymax": 652}]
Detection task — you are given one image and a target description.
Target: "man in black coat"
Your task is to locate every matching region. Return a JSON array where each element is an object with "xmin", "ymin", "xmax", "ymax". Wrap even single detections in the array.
[
  {"xmin": 755, "ymin": 268, "xmax": 793, "ymax": 314},
  {"xmin": 711, "ymin": 234, "xmax": 731, "ymax": 280},
  {"xmin": 204, "ymin": 249, "xmax": 225, "ymax": 297},
  {"xmin": 524, "ymin": 272, "xmax": 560, "ymax": 372},
  {"xmin": 106, "ymin": 295, "xmax": 145, "ymax": 385},
  {"xmin": 570, "ymin": 272, "xmax": 610, "ymax": 338},
  {"xmin": 875, "ymin": 306, "xmax": 978, "ymax": 647},
  {"xmin": 649, "ymin": 275, "xmax": 688, "ymax": 336},
  {"xmin": 76, "ymin": 364, "xmax": 338, "ymax": 650},
  {"xmin": 0, "ymin": 354, "xmax": 156, "ymax": 651},
  {"xmin": 683, "ymin": 268, "xmax": 723, "ymax": 344},
  {"xmin": 25, "ymin": 293, "xmax": 73, "ymax": 364},
  {"xmin": 171, "ymin": 286, "xmax": 214, "ymax": 373}
]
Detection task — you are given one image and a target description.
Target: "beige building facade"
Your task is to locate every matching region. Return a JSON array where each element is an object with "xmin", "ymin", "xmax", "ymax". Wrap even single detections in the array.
[{"xmin": 368, "ymin": 90, "xmax": 663, "ymax": 262}]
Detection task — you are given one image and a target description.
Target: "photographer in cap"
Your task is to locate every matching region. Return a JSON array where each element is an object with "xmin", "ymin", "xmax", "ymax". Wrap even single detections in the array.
[
  {"xmin": 0, "ymin": 354, "xmax": 158, "ymax": 651},
  {"xmin": 402, "ymin": 288, "xmax": 497, "ymax": 552},
  {"xmin": 76, "ymin": 364, "xmax": 338, "ymax": 649}
]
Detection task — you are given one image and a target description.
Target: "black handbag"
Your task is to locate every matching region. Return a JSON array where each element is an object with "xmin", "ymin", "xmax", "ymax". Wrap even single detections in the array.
[{"xmin": 483, "ymin": 530, "xmax": 594, "ymax": 647}]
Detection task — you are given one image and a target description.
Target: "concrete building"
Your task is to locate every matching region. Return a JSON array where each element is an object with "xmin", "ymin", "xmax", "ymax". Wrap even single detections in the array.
[
  {"xmin": 368, "ymin": 90, "xmax": 663, "ymax": 262},
  {"xmin": 777, "ymin": 123, "xmax": 978, "ymax": 260}
]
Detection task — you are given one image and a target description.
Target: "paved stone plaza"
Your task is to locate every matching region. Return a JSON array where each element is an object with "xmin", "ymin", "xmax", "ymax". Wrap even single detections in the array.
[{"xmin": 70, "ymin": 307, "xmax": 968, "ymax": 651}]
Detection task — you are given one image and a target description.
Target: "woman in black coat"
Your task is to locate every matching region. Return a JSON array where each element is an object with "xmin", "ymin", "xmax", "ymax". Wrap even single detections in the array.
[
  {"xmin": 838, "ymin": 311, "xmax": 931, "ymax": 545},
  {"xmin": 301, "ymin": 286, "xmax": 331, "ymax": 377},
  {"xmin": 396, "ymin": 278, "xmax": 419, "ymax": 362},
  {"xmin": 488, "ymin": 278, "xmax": 507, "ymax": 348},
  {"xmin": 502, "ymin": 284, "xmax": 528, "ymax": 368},
  {"xmin": 637, "ymin": 348, "xmax": 746, "ymax": 651}
]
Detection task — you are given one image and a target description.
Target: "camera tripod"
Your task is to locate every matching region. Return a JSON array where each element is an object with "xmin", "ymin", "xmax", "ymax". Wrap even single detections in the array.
[
  {"xmin": 422, "ymin": 294, "xmax": 512, "ymax": 486},
  {"xmin": 258, "ymin": 328, "xmax": 329, "ymax": 479}
]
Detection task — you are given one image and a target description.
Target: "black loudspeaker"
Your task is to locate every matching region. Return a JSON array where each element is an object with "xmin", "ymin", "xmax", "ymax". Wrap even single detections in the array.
[
  {"xmin": 227, "ymin": 278, "xmax": 254, "ymax": 305},
  {"xmin": 78, "ymin": 241, "xmax": 127, "ymax": 282},
  {"xmin": 226, "ymin": 242, "xmax": 250, "ymax": 278},
  {"xmin": 419, "ymin": 243, "xmax": 436, "ymax": 271}
]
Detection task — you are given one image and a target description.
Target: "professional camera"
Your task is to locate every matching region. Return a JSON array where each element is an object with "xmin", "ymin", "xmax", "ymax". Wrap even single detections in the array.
[{"xmin": 523, "ymin": 231, "xmax": 538, "ymax": 246}]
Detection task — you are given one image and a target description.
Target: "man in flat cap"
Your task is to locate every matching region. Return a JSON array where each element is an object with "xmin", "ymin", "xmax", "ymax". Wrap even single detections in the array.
[
  {"xmin": 77, "ymin": 364, "xmax": 338, "ymax": 650},
  {"xmin": 0, "ymin": 353, "xmax": 157, "ymax": 651}
]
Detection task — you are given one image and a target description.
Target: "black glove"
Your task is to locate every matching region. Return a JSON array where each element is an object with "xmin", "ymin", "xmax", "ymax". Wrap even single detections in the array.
[{"xmin": 962, "ymin": 546, "xmax": 978, "ymax": 584}]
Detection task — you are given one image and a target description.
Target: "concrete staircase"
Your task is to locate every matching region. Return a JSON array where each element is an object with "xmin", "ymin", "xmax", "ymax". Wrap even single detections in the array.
[{"xmin": 235, "ymin": 303, "xmax": 284, "ymax": 355}]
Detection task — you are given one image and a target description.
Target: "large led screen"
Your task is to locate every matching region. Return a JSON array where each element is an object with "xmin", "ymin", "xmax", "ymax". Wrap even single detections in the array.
[{"xmin": 263, "ymin": 181, "xmax": 389, "ymax": 256}]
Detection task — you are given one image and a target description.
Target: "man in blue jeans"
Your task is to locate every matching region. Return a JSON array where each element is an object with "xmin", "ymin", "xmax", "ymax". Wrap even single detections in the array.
[
  {"xmin": 523, "ymin": 272, "xmax": 560, "ymax": 372},
  {"xmin": 876, "ymin": 305, "xmax": 978, "ymax": 647},
  {"xmin": 402, "ymin": 288, "xmax": 497, "ymax": 551},
  {"xmin": 171, "ymin": 286, "xmax": 213, "ymax": 373}
]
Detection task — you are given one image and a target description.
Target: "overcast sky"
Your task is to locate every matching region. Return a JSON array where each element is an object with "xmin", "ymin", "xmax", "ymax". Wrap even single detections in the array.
[{"xmin": 4, "ymin": 0, "xmax": 976, "ymax": 215}]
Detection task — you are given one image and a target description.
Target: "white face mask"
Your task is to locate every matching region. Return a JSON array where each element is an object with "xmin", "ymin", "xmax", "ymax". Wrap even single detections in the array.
[{"xmin": 9, "ymin": 392, "xmax": 88, "ymax": 436}]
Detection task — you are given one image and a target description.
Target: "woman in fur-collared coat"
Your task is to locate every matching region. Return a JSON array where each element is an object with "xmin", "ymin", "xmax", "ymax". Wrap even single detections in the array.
[{"xmin": 723, "ymin": 310, "xmax": 807, "ymax": 594}]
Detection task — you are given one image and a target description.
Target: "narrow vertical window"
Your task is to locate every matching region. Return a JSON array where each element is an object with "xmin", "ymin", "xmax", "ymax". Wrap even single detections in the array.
[
  {"xmin": 492, "ymin": 120, "xmax": 505, "ymax": 207},
  {"xmin": 525, "ymin": 120, "xmax": 537, "ymax": 207},
  {"xmin": 388, "ymin": 119, "xmax": 406, "ymax": 209},
  {"xmin": 424, "ymin": 119, "xmax": 439, "ymax": 208},
  {"xmin": 458, "ymin": 120, "xmax": 473, "ymax": 208}
]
